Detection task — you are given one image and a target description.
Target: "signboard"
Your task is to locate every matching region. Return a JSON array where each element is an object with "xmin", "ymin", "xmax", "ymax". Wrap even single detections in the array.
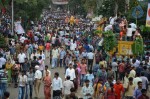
[
  {"xmin": 52, "ymin": 0, "xmax": 68, "ymax": 5},
  {"xmin": 146, "ymin": 3, "xmax": 150, "ymax": 27},
  {"xmin": 132, "ymin": 5, "xmax": 144, "ymax": 19},
  {"xmin": 118, "ymin": 41, "xmax": 134, "ymax": 55}
]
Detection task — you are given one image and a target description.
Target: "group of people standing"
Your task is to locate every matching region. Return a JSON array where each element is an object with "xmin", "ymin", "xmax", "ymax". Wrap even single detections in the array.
[{"xmin": 0, "ymin": 9, "xmax": 150, "ymax": 99}]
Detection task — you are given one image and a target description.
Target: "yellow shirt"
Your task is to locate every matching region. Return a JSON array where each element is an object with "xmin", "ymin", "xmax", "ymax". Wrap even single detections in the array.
[{"xmin": 39, "ymin": 45, "xmax": 44, "ymax": 51}]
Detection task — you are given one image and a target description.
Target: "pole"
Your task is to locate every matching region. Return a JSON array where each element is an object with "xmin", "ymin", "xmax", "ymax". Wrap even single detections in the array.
[{"xmin": 12, "ymin": 0, "xmax": 14, "ymax": 35}]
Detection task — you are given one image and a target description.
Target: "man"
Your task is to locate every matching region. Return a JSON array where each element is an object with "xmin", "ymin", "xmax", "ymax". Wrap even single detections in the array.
[
  {"xmin": 111, "ymin": 59, "xmax": 118, "ymax": 80},
  {"xmin": 81, "ymin": 79, "xmax": 94, "ymax": 99},
  {"xmin": 31, "ymin": 56, "xmax": 39, "ymax": 72},
  {"xmin": 34, "ymin": 65, "xmax": 42, "ymax": 99},
  {"xmin": 129, "ymin": 66, "xmax": 136, "ymax": 78},
  {"xmin": 133, "ymin": 73, "xmax": 142, "ymax": 88},
  {"xmin": 138, "ymin": 89, "xmax": 149, "ymax": 99},
  {"xmin": 51, "ymin": 47, "xmax": 59, "ymax": 68},
  {"xmin": 0, "ymin": 54, "xmax": 6, "ymax": 68},
  {"xmin": 114, "ymin": 79, "xmax": 124, "ymax": 99},
  {"xmin": 85, "ymin": 70, "xmax": 94, "ymax": 86},
  {"xmin": 52, "ymin": 72, "xmax": 63, "ymax": 99},
  {"xmin": 87, "ymin": 50, "xmax": 94, "ymax": 71},
  {"xmin": 140, "ymin": 72, "xmax": 149, "ymax": 90},
  {"xmin": 0, "ymin": 65, "xmax": 8, "ymax": 99},
  {"xmin": 59, "ymin": 47, "xmax": 66, "ymax": 67},
  {"xmin": 65, "ymin": 63, "xmax": 76, "ymax": 81},
  {"xmin": 133, "ymin": 81, "xmax": 142, "ymax": 99},
  {"xmin": 63, "ymin": 76, "xmax": 74, "ymax": 98},
  {"xmin": 17, "ymin": 50, "xmax": 26, "ymax": 70},
  {"xmin": 124, "ymin": 77, "xmax": 135, "ymax": 99}
]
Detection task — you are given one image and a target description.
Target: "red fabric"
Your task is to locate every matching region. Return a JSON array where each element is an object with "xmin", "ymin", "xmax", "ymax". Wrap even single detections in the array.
[
  {"xmin": 114, "ymin": 84, "xmax": 124, "ymax": 99},
  {"xmin": 106, "ymin": 89, "xmax": 116, "ymax": 99},
  {"xmin": 2, "ymin": 8, "xmax": 6, "ymax": 14},
  {"xmin": 118, "ymin": 63, "xmax": 125, "ymax": 73},
  {"xmin": 44, "ymin": 76, "xmax": 51, "ymax": 99},
  {"xmin": 45, "ymin": 43, "xmax": 51, "ymax": 50}
]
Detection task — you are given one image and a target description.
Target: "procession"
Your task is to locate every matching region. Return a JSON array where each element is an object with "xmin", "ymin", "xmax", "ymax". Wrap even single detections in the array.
[{"xmin": 0, "ymin": 0, "xmax": 150, "ymax": 99}]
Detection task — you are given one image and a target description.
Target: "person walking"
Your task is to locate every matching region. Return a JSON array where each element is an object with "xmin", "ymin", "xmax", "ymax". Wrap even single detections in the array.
[
  {"xmin": 52, "ymin": 72, "xmax": 63, "ymax": 99},
  {"xmin": 43, "ymin": 71, "xmax": 51, "ymax": 99},
  {"xmin": 133, "ymin": 81, "xmax": 142, "ymax": 99},
  {"xmin": 34, "ymin": 65, "xmax": 42, "ymax": 99},
  {"xmin": 124, "ymin": 77, "xmax": 135, "ymax": 99},
  {"xmin": 0, "ymin": 65, "xmax": 8, "ymax": 99},
  {"xmin": 63, "ymin": 76, "xmax": 74, "ymax": 98},
  {"xmin": 51, "ymin": 47, "xmax": 59, "ymax": 69},
  {"xmin": 80, "ymin": 59, "xmax": 87, "ymax": 87},
  {"xmin": 81, "ymin": 79, "xmax": 94, "ymax": 99},
  {"xmin": 26, "ymin": 67, "xmax": 34, "ymax": 99},
  {"xmin": 114, "ymin": 79, "xmax": 124, "ymax": 99},
  {"xmin": 18, "ymin": 71, "xmax": 27, "ymax": 99}
]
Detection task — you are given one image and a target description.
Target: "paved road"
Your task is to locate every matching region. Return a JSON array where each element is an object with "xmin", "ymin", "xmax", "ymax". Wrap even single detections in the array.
[
  {"xmin": 8, "ymin": 57, "xmax": 82, "ymax": 99},
  {"xmin": 8, "ymin": 57, "xmax": 150, "ymax": 98}
]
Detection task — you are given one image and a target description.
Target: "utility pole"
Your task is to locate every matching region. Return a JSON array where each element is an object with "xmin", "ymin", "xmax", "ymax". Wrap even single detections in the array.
[{"xmin": 11, "ymin": 0, "xmax": 14, "ymax": 35}]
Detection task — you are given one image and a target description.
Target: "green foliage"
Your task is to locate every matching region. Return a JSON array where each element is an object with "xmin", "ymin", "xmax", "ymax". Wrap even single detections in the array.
[
  {"xmin": 132, "ymin": 37, "xmax": 144, "ymax": 56},
  {"xmin": 0, "ymin": 34, "xmax": 6, "ymax": 48},
  {"xmin": 98, "ymin": 0, "xmax": 126, "ymax": 17},
  {"xmin": 14, "ymin": 0, "xmax": 50, "ymax": 20},
  {"xmin": 68, "ymin": 0, "xmax": 86, "ymax": 16},
  {"xmin": 103, "ymin": 31, "xmax": 118, "ymax": 51},
  {"xmin": 140, "ymin": 25, "xmax": 150, "ymax": 39},
  {"xmin": 94, "ymin": 30, "xmax": 102, "ymax": 35}
]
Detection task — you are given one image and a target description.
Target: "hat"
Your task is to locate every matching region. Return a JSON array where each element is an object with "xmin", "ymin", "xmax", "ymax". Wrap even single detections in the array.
[{"xmin": 35, "ymin": 65, "xmax": 39, "ymax": 69}]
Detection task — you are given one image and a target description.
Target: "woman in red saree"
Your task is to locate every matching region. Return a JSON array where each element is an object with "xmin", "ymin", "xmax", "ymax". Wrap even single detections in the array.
[{"xmin": 43, "ymin": 71, "xmax": 51, "ymax": 99}]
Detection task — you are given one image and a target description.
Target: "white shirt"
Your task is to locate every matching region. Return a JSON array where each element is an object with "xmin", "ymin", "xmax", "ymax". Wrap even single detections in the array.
[
  {"xmin": 104, "ymin": 25, "xmax": 113, "ymax": 32},
  {"xmin": 18, "ymin": 53, "xmax": 26, "ymax": 63},
  {"xmin": 70, "ymin": 42, "xmax": 77, "ymax": 51},
  {"xmin": 0, "ymin": 57, "xmax": 6, "ymax": 68},
  {"xmin": 87, "ymin": 52, "xmax": 94, "ymax": 59},
  {"xmin": 34, "ymin": 70, "xmax": 42, "ymax": 79},
  {"xmin": 52, "ymin": 49, "xmax": 59, "ymax": 58},
  {"xmin": 63, "ymin": 80, "xmax": 74, "ymax": 95},
  {"xmin": 52, "ymin": 77, "xmax": 63, "ymax": 90},
  {"xmin": 129, "ymin": 23, "xmax": 137, "ymax": 31},
  {"xmin": 129, "ymin": 69, "xmax": 136, "ymax": 78},
  {"xmin": 18, "ymin": 75, "xmax": 27, "ymax": 87},
  {"xmin": 127, "ymin": 28, "xmax": 133, "ymax": 37},
  {"xmin": 81, "ymin": 85, "xmax": 94, "ymax": 99},
  {"xmin": 65, "ymin": 68, "xmax": 76, "ymax": 80},
  {"xmin": 133, "ymin": 77, "xmax": 142, "ymax": 88}
]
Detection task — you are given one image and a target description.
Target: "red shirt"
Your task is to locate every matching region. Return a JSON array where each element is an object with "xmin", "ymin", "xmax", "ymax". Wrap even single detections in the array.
[{"xmin": 114, "ymin": 84, "xmax": 124, "ymax": 99}]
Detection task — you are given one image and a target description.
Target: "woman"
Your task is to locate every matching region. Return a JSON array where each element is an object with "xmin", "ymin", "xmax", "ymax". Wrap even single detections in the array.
[
  {"xmin": 93, "ymin": 79, "xmax": 106, "ymax": 99},
  {"xmin": 105, "ymin": 83, "xmax": 116, "ymax": 99},
  {"xmin": 80, "ymin": 59, "xmax": 87, "ymax": 87},
  {"xmin": 5, "ymin": 60, "xmax": 13, "ymax": 84},
  {"xmin": 43, "ymin": 71, "xmax": 51, "ymax": 99}
]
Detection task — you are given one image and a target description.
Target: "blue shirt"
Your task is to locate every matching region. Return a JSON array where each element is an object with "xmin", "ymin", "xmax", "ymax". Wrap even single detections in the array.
[
  {"xmin": 59, "ymin": 50, "xmax": 66, "ymax": 59},
  {"xmin": 134, "ymin": 88, "xmax": 142, "ymax": 99}
]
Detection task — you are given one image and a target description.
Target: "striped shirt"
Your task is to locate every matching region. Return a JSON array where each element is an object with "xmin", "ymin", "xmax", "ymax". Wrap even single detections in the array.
[{"xmin": 0, "ymin": 69, "xmax": 8, "ymax": 83}]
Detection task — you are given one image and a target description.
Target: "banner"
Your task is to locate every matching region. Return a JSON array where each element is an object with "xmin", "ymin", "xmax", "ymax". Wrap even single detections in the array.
[{"xmin": 146, "ymin": 3, "xmax": 150, "ymax": 27}]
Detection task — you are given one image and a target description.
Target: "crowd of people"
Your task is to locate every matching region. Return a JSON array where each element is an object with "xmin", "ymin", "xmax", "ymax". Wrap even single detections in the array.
[{"xmin": 0, "ymin": 9, "xmax": 150, "ymax": 99}]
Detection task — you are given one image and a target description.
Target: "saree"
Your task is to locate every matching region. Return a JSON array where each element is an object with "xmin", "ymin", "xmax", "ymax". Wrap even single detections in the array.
[{"xmin": 44, "ymin": 76, "xmax": 51, "ymax": 99}]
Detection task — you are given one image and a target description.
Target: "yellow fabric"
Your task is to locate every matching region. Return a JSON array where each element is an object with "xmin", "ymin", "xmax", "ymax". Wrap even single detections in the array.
[
  {"xmin": 93, "ymin": 83, "xmax": 106, "ymax": 97},
  {"xmin": 39, "ymin": 45, "xmax": 44, "ymax": 51},
  {"xmin": 6, "ymin": 63, "xmax": 13, "ymax": 69}
]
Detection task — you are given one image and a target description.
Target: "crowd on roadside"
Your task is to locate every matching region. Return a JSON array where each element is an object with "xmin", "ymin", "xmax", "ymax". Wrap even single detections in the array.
[{"xmin": 0, "ymin": 9, "xmax": 150, "ymax": 99}]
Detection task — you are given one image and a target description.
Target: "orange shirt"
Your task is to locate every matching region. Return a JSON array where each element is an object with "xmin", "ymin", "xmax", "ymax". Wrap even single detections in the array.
[{"xmin": 114, "ymin": 84, "xmax": 124, "ymax": 99}]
